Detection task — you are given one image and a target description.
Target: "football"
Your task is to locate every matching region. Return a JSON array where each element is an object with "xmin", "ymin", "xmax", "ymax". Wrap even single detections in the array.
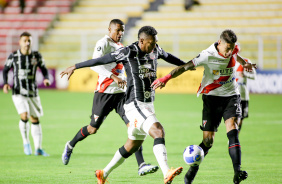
[{"xmin": 183, "ymin": 145, "xmax": 204, "ymax": 166}]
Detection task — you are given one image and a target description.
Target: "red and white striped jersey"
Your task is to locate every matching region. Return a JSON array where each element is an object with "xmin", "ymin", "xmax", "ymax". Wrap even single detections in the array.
[
  {"xmin": 90, "ymin": 35, "xmax": 126, "ymax": 94},
  {"xmin": 192, "ymin": 43, "xmax": 240, "ymax": 97},
  {"xmin": 234, "ymin": 58, "xmax": 256, "ymax": 100}
]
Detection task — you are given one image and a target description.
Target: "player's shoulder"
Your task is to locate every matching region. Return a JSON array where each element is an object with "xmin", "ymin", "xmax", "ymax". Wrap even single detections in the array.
[{"xmin": 31, "ymin": 51, "xmax": 42, "ymax": 58}]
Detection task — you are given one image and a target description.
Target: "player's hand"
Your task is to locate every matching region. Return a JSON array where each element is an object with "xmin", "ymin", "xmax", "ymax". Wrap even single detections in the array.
[
  {"xmin": 151, "ymin": 79, "xmax": 166, "ymax": 90},
  {"xmin": 43, "ymin": 79, "xmax": 50, "ymax": 87},
  {"xmin": 243, "ymin": 63, "xmax": 257, "ymax": 72},
  {"xmin": 151, "ymin": 74, "xmax": 172, "ymax": 90},
  {"xmin": 111, "ymin": 74, "xmax": 127, "ymax": 89},
  {"xmin": 60, "ymin": 65, "xmax": 76, "ymax": 80},
  {"xmin": 3, "ymin": 84, "xmax": 11, "ymax": 94}
]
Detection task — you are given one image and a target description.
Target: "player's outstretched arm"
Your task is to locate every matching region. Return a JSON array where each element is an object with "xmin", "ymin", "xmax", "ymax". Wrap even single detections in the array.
[
  {"xmin": 237, "ymin": 55, "xmax": 257, "ymax": 72},
  {"xmin": 60, "ymin": 65, "xmax": 76, "ymax": 80},
  {"xmin": 110, "ymin": 74, "xmax": 127, "ymax": 89},
  {"xmin": 151, "ymin": 61, "xmax": 195, "ymax": 90}
]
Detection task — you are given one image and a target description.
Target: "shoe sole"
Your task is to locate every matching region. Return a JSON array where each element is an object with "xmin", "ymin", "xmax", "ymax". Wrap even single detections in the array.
[
  {"xmin": 139, "ymin": 166, "xmax": 159, "ymax": 176},
  {"xmin": 165, "ymin": 167, "xmax": 183, "ymax": 184}
]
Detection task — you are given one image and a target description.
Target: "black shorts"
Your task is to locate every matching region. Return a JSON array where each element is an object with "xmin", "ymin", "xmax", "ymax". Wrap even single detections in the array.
[
  {"xmin": 90, "ymin": 92, "xmax": 128, "ymax": 129},
  {"xmin": 241, "ymin": 100, "xmax": 249, "ymax": 119},
  {"xmin": 201, "ymin": 94, "xmax": 242, "ymax": 132}
]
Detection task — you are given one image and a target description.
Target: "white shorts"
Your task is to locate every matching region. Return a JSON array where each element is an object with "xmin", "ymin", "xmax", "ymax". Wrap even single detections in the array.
[
  {"xmin": 12, "ymin": 95, "xmax": 43, "ymax": 118},
  {"xmin": 124, "ymin": 101, "xmax": 159, "ymax": 140}
]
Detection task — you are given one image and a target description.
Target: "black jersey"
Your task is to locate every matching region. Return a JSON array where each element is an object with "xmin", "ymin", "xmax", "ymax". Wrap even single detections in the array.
[
  {"xmin": 76, "ymin": 42, "xmax": 185, "ymax": 103},
  {"xmin": 3, "ymin": 49, "xmax": 49, "ymax": 97}
]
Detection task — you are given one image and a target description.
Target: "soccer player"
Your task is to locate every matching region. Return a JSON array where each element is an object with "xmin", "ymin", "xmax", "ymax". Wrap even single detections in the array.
[
  {"xmin": 234, "ymin": 54, "xmax": 256, "ymax": 132},
  {"xmin": 61, "ymin": 19, "xmax": 159, "ymax": 176},
  {"xmin": 2, "ymin": 31, "xmax": 50, "ymax": 156},
  {"xmin": 151, "ymin": 29, "xmax": 256, "ymax": 184},
  {"xmin": 61, "ymin": 26, "xmax": 184, "ymax": 184}
]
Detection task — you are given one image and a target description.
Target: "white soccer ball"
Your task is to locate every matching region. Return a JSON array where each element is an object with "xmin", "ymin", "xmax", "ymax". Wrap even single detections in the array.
[{"xmin": 183, "ymin": 145, "xmax": 204, "ymax": 166}]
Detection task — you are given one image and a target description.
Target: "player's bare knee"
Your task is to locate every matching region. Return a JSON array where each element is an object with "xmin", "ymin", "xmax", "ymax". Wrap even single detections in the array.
[
  {"xmin": 87, "ymin": 125, "xmax": 97, "ymax": 134},
  {"xmin": 203, "ymin": 137, "xmax": 214, "ymax": 147},
  {"xmin": 20, "ymin": 112, "xmax": 28, "ymax": 121},
  {"xmin": 149, "ymin": 123, "xmax": 165, "ymax": 138}
]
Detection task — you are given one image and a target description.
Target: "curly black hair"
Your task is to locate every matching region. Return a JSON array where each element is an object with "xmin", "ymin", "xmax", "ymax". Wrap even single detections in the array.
[{"xmin": 138, "ymin": 26, "xmax": 158, "ymax": 39}]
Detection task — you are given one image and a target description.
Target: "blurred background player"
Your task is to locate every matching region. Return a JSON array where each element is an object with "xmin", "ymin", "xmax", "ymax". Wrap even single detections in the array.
[
  {"xmin": 152, "ymin": 29, "xmax": 256, "ymax": 184},
  {"xmin": 60, "ymin": 25, "xmax": 185, "ymax": 184},
  {"xmin": 234, "ymin": 47, "xmax": 256, "ymax": 133},
  {"xmin": 61, "ymin": 19, "xmax": 159, "ymax": 176},
  {"xmin": 2, "ymin": 31, "xmax": 50, "ymax": 156}
]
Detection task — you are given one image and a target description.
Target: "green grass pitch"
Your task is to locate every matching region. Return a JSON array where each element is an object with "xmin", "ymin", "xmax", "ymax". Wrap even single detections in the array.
[{"xmin": 0, "ymin": 90, "xmax": 281, "ymax": 184}]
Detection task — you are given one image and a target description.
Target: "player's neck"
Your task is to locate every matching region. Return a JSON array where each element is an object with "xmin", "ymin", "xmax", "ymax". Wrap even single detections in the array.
[{"xmin": 20, "ymin": 48, "xmax": 31, "ymax": 55}]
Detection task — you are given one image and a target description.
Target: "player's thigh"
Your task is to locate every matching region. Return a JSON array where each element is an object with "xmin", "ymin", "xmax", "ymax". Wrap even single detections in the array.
[
  {"xmin": 222, "ymin": 95, "xmax": 242, "ymax": 122},
  {"xmin": 115, "ymin": 93, "xmax": 129, "ymax": 125},
  {"xmin": 28, "ymin": 96, "xmax": 43, "ymax": 118},
  {"xmin": 12, "ymin": 95, "xmax": 29, "ymax": 115},
  {"xmin": 201, "ymin": 95, "xmax": 223, "ymax": 132},
  {"xmin": 90, "ymin": 92, "xmax": 115, "ymax": 129},
  {"xmin": 241, "ymin": 100, "xmax": 249, "ymax": 119}
]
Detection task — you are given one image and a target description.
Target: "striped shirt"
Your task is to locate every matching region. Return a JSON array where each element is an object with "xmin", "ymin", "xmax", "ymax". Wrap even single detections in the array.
[
  {"xmin": 3, "ymin": 50, "xmax": 49, "ymax": 97},
  {"xmin": 75, "ymin": 42, "xmax": 185, "ymax": 103}
]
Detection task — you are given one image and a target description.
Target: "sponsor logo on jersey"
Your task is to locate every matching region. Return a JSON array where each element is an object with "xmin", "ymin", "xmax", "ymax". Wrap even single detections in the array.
[
  {"xmin": 212, "ymin": 68, "xmax": 234, "ymax": 76},
  {"xmin": 214, "ymin": 77, "xmax": 235, "ymax": 85},
  {"xmin": 138, "ymin": 64, "xmax": 156, "ymax": 79}
]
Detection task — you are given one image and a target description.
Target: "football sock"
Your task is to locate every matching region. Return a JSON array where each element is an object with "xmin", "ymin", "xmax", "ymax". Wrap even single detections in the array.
[
  {"xmin": 31, "ymin": 122, "xmax": 42, "ymax": 150},
  {"xmin": 199, "ymin": 141, "xmax": 212, "ymax": 156},
  {"xmin": 135, "ymin": 146, "xmax": 145, "ymax": 168},
  {"xmin": 227, "ymin": 129, "xmax": 241, "ymax": 173},
  {"xmin": 103, "ymin": 146, "xmax": 131, "ymax": 178},
  {"xmin": 19, "ymin": 119, "xmax": 30, "ymax": 145},
  {"xmin": 69, "ymin": 126, "xmax": 90, "ymax": 147},
  {"xmin": 153, "ymin": 138, "xmax": 169, "ymax": 176}
]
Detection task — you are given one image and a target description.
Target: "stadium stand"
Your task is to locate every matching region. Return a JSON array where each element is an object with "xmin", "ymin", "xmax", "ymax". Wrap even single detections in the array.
[
  {"xmin": 0, "ymin": 0, "xmax": 75, "ymax": 66},
  {"xmin": 125, "ymin": 0, "xmax": 282, "ymax": 69},
  {"xmin": 38, "ymin": 0, "xmax": 154, "ymax": 67}
]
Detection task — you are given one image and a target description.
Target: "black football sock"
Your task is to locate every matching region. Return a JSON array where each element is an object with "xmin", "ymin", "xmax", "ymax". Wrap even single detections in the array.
[
  {"xmin": 135, "ymin": 146, "xmax": 145, "ymax": 168},
  {"xmin": 69, "ymin": 126, "xmax": 90, "ymax": 147},
  {"xmin": 199, "ymin": 141, "xmax": 212, "ymax": 156},
  {"xmin": 184, "ymin": 141, "xmax": 211, "ymax": 183},
  {"xmin": 227, "ymin": 129, "xmax": 241, "ymax": 173}
]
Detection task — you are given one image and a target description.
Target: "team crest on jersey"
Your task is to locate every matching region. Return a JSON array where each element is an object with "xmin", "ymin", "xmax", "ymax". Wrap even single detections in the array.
[
  {"xmin": 149, "ymin": 52, "xmax": 156, "ymax": 59},
  {"xmin": 97, "ymin": 46, "xmax": 101, "ymax": 51},
  {"xmin": 31, "ymin": 58, "xmax": 37, "ymax": 65}
]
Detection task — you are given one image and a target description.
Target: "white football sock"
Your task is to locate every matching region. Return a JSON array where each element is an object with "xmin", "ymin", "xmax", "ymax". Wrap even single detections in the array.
[
  {"xmin": 31, "ymin": 123, "xmax": 42, "ymax": 150},
  {"xmin": 103, "ymin": 150, "xmax": 126, "ymax": 178},
  {"xmin": 153, "ymin": 144, "xmax": 169, "ymax": 176},
  {"xmin": 19, "ymin": 120, "xmax": 30, "ymax": 145}
]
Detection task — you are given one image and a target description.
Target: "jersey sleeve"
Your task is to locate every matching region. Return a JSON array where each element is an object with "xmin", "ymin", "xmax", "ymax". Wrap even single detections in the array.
[
  {"xmin": 3, "ymin": 53, "xmax": 13, "ymax": 84},
  {"xmin": 191, "ymin": 51, "xmax": 209, "ymax": 67},
  {"xmin": 156, "ymin": 44, "xmax": 186, "ymax": 66},
  {"xmin": 37, "ymin": 52, "xmax": 49, "ymax": 79},
  {"xmin": 91, "ymin": 40, "xmax": 113, "ymax": 78}
]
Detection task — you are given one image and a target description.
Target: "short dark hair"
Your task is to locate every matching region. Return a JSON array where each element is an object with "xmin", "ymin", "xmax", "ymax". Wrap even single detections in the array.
[
  {"xmin": 109, "ymin": 19, "xmax": 124, "ymax": 26},
  {"xmin": 138, "ymin": 26, "xmax": 158, "ymax": 39},
  {"xmin": 220, "ymin": 29, "xmax": 237, "ymax": 44},
  {"xmin": 20, "ymin": 31, "xmax": 32, "ymax": 38}
]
